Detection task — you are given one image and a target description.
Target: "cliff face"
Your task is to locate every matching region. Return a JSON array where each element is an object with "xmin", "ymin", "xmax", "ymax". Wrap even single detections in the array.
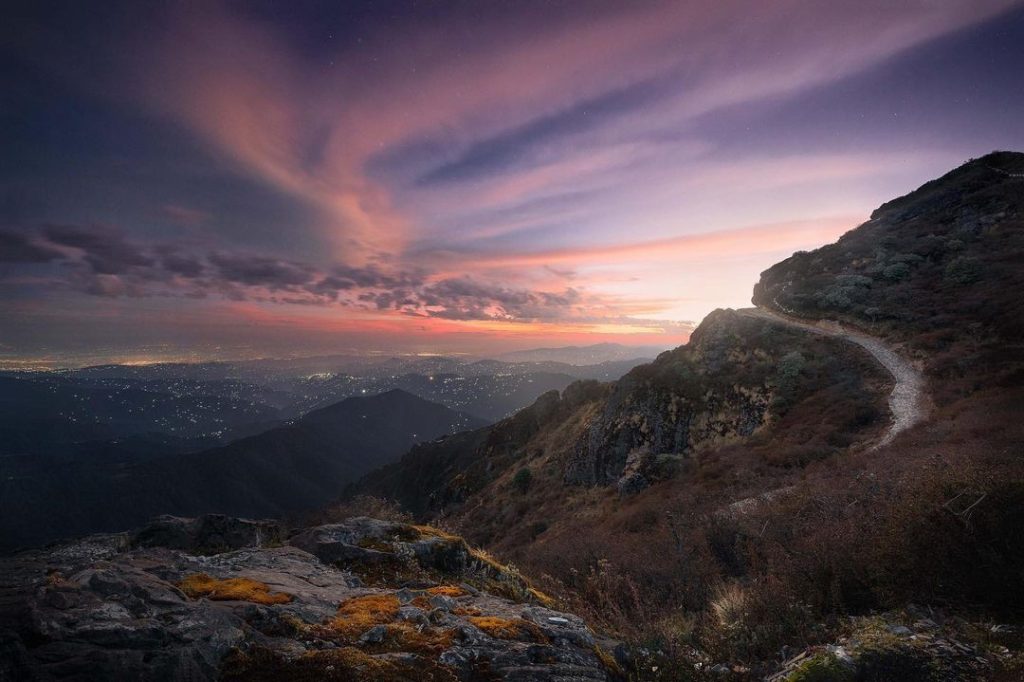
[{"xmin": 565, "ymin": 311, "xmax": 774, "ymax": 487}]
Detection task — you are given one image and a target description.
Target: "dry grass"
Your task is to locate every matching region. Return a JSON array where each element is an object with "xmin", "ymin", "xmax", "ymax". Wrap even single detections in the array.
[
  {"xmin": 411, "ymin": 524, "xmax": 461, "ymax": 541},
  {"xmin": 328, "ymin": 593, "xmax": 401, "ymax": 638},
  {"xmin": 382, "ymin": 622, "xmax": 455, "ymax": 654},
  {"xmin": 306, "ymin": 592, "xmax": 458, "ymax": 657},
  {"xmin": 593, "ymin": 645, "xmax": 624, "ymax": 676},
  {"xmin": 426, "ymin": 585, "xmax": 466, "ymax": 598},
  {"xmin": 178, "ymin": 573, "xmax": 293, "ymax": 605},
  {"xmin": 527, "ymin": 586, "xmax": 556, "ymax": 607},
  {"xmin": 468, "ymin": 546, "xmax": 507, "ymax": 572},
  {"xmin": 468, "ymin": 616, "xmax": 547, "ymax": 642},
  {"xmin": 306, "ymin": 495, "xmax": 413, "ymax": 526}
]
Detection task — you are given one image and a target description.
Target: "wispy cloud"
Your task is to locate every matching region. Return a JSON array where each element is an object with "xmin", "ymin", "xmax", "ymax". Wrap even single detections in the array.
[{"xmin": 3, "ymin": 0, "xmax": 1019, "ymax": 357}]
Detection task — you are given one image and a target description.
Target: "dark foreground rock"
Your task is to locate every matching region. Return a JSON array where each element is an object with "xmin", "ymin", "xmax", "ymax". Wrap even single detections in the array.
[{"xmin": 0, "ymin": 515, "xmax": 622, "ymax": 681}]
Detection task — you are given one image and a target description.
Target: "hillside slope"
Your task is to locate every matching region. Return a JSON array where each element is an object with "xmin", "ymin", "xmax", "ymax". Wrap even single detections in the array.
[
  {"xmin": 754, "ymin": 150, "xmax": 1024, "ymax": 401},
  {"xmin": 0, "ymin": 390, "xmax": 484, "ymax": 551},
  {"xmin": 737, "ymin": 306, "xmax": 928, "ymax": 447},
  {"xmin": 347, "ymin": 153, "xmax": 1024, "ymax": 679},
  {"xmin": 353, "ymin": 309, "xmax": 890, "ymax": 539}
]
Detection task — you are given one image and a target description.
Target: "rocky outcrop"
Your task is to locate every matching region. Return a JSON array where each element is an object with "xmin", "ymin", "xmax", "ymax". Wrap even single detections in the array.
[
  {"xmin": 768, "ymin": 606, "xmax": 1017, "ymax": 682},
  {"xmin": 565, "ymin": 311, "xmax": 773, "ymax": 487},
  {"xmin": 131, "ymin": 514, "xmax": 287, "ymax": 553},
  {"xmin": 0, "ymin": 515, "xmax": 623, "ymax": 681}
]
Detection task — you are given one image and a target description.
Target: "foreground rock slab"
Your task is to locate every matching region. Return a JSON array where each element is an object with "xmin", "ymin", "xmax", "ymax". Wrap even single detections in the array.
[{"xmin": 0, "ymin": 515, "xmax": 622, "ymax": 681}]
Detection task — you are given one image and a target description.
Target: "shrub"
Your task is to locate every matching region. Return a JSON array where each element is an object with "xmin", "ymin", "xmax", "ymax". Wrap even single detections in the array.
[
  {"xmin": 772, "ymin": 351, "xmax": 807, "ymax": 412},
  {"xmin": 944, "ymin": 256, "xmax": 981, "ymax": 284},
  {"xmin": 889, "ymin": 253, "xmax": 924, "ymax": 265},
  {"xmin": 787, "ymin": 653, "xmax": 853, "ymax": 682},
  {"xmin": 882, "ymin": 263, "xmax": 911, "ymax": 280},
  {"xmin": 835, "ymin": 275, "xmax": 873, "ymax": 288},
  {"xmin": 528, "ymin": 520, "xmax": 548, "ymax": 538},
  {"xmin": 513, "ymin": 467, "xmax": 533, "ymax": 493},
  {"xmin": 818, "ymin": 287, "xmax": 853, "ymax": 309}
]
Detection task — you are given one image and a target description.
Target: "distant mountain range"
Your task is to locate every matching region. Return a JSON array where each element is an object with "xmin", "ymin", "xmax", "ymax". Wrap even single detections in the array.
[
  {"xmin": 0, "ymin": 389, "xmax": 484, "ymax": 551},
  {"xmin": 0, "ymin": 353, "xmax": 656, "ymax": 450}
]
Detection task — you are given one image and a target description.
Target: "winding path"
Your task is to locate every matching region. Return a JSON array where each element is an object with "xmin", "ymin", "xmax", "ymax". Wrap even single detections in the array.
[{"xmin": 738, "ymin": 306, "xmax": 928, "ymax": 448}]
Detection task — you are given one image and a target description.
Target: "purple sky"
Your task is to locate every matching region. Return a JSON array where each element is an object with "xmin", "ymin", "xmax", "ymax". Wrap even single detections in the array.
[{"xmin": 2, "ymin": 1, "xmax": 1023, "ymax": 365}]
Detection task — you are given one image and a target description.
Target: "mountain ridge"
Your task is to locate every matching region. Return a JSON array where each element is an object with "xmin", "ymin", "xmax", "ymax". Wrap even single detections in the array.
[
  {"xmin": 0, "ymin": 389, "xmax": 485, "ymax": 552},
  {"xmin": 343, "ymin": 152, "xmax": 1024, "ymax": 678}
]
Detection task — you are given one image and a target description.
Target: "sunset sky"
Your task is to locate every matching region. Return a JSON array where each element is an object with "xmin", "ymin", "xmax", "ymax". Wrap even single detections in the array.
[{"xmin": 2, "ymin": 1, "xmax": 1023, "ymax": 364}]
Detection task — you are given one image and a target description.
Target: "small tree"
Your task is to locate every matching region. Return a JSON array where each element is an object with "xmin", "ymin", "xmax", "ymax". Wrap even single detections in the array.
[{"xmin": 513, "ymin": 467, "xmax": 533, "ymax": 494}]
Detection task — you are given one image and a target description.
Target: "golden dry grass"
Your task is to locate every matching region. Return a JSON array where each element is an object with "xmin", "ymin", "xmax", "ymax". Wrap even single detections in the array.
[
  {"xmin": 328, "ymin": 593, "xmax": 401, "ymax": 638},
  {"xmin": 425, "ymin": 585, "xmax": 466, "ymax": 598},
  {"xmin": 468, "ymin": 616, "xmax": 547, "ymax": 642},
  {"xmin": 593, "ymin": 645, "xmax": 624, "ymax": 676},
  {"xmin": 383, "ymin": 622, "xmax": 455, "ymax": 654},
  {"xmin": 178, "ymin": 573, "xmax": 293, "ymax": 605},
  {"xmin": 527, "ymin": 586, "xmax": 556, "ymax": 607},
  {"xmin": 411, "ymin": 524, "xmax": 461, "ymax": 541}
]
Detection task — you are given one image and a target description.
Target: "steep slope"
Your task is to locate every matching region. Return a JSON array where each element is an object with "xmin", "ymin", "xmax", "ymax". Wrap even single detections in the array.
[
  {"xmin": 754, "ymin": 150, "xmax": 1024, "ymax": 399},
  {"xmin": 738, "ymin": 307, "xmax": 928, "ymax": 447},
  {"xmin": 0, "ymin": 390, "xmax": 485, "ymax": 552},
  {"xmin": 347, "ymin": 154, "xmax": 1024, "ymax": 679},
  {"xmin": 353, "ymin": 309, "xmax": 890, "ymax": 528}
]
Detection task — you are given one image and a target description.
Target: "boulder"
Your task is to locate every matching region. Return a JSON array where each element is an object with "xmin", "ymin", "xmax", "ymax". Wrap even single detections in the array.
[{"xmin": 131, "ymin": 514, "xmax": 286, "ymax": 554}]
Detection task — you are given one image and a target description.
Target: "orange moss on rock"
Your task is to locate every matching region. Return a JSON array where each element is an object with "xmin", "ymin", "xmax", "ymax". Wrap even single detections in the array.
[
  {"xmin": 178, "ymin": 573, "xmax": 292, "ymax": 605},
  {"xmin": 329, "ymin": 593, "xmax": 401, "ymax": 638},
  {"xmin": 468, "ymin": 616, "xmax": 547, "ymax": 642}
]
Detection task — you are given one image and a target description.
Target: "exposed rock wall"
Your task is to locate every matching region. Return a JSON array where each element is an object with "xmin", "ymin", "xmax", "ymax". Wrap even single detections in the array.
[{"xmin": 565, "ymin": 310, "xmax": 774, "ymax": 487}]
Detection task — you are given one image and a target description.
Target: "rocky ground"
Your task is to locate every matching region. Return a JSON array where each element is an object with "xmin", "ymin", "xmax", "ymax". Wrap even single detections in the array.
[
  {"xmin": 0, "ymin": 514, "xmax": 624, "ymax": 681},
  {"xmin": 767, "ymin": 606, "xmax": 1022, "ymax": 682}
]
